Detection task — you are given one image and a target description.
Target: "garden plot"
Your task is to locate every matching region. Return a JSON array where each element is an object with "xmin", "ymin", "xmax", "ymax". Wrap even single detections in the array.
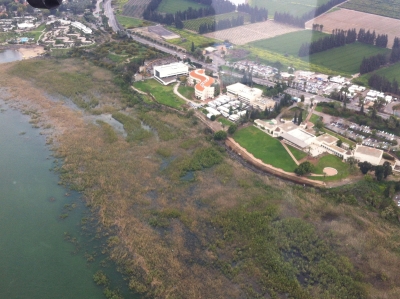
[
  {"xmin": 203, "ymin": 21, "xmax": 301, "ymax": 45},
  {"xmin": 306, "ymin": 8, "xmax": 400, "ymax": 48}
]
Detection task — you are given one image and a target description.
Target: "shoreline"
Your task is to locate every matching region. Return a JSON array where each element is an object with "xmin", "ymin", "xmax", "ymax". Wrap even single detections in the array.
[{"xmin": 0, "ymin": 45, "xmax": 45, "ymax": 59}]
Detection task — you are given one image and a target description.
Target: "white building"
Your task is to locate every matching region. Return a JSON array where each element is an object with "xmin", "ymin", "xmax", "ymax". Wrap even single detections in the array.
[
  {"xmin": 227, "ymin": 82, "xmax": 263, "ymax": 105},
  {"xmin": 71, "ymin": 21, "xmax": 92, "ymax": 34},
  {"xmin": 188, "ymin": 69, "xmax": 215, "ymax": 100},
  {"xmin": 153, "ymin": 62, "xmax": 188, "ymax": 85},
  {"xmin": 354, "ymin": 145, "xmax": 383, "ymax": 165}
]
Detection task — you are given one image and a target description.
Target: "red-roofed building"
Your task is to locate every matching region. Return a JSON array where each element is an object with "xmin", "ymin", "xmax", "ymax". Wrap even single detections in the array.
[{"xmin": 188, "ymin": 69, "xmax": 215, "ymax": 101}]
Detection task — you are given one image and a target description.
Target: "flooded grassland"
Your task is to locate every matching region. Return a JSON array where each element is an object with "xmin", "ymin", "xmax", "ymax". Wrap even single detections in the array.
[{"xmin": 1, "ymin": 58, "xmax": 400, "ymax": 298}]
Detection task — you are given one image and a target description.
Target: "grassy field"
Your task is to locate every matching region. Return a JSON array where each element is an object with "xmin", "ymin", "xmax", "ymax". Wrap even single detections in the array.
[
  {"xmin": 234, "ymin": 126, "xmax": 297, "ymax": 172},
  {"xmin": 133, "ymin": 79, "xmax": 185, "ymax": 109},
  {"xmin": 249, "ymin": 30, "xmax": 327, "ymax": 56},
  {"xmin": 305, "ymin": 42, "xmax": 390, "ymax": 75},
  {"xmin": 217, "ymin": 117, "xmax": 234, "ymax": 126},
  {"xmin": 157, "ymin": 0, "xmax": 207, "ymax": 13},
  {"xmin": 177, "ymin": 85, "xmax": 194, "ymax": 99},
  {"xmin": 341, "ymin": 0, "xmax": 400, "ymax": 19},
  {"xmin": 167, "ymin": 27, "xmax": 219, "ymax": 51},
  {"xmin": 310, "ymin": 114, "xmax": 321, "ymax": 124},
  {"xmin": 249, "ymin": 0, "xmax": 329, "ymax": 18},
  {"xmin": 116, "ymin": 15, "xmax": 152, "ymax": 28},
  {"xmin": 311, "ymin": 154, "xmax": 351, "ymax": 181},
  {"xmin": 355, "ymin": 62, "xmax": 400, "ymax": 86},
  {"xmin": 287, "ymin": 144, "xmax": 307, "ymax": 161},
  {"xmin": 183, "ymin": 12, "xmax": 250, "ymax": 32}
]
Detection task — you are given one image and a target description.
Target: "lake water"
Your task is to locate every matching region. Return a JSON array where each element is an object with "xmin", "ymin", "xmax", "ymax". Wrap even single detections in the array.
[
  {"xmin": 0, "ymin": 49, "xmax": 22, "ymax": 63},
  {"xmin": 0, "ymin": 102, "xmax": 133, "ymax": 298}
]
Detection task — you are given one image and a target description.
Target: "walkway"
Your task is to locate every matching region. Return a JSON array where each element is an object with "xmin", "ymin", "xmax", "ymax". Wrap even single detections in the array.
[
  {"xmin": 280, "ymin": 141, "xmax": 300, "ymax": 165},
  {"xmin": 173, "ymin": 82, "xmax": 198, "ymax": 106}
]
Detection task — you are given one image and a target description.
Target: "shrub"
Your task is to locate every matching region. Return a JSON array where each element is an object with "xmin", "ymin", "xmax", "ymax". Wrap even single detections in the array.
[
  {"xmin": 294, "ymin": 161, "xmax": 314, "ymax": 176},
  {"xmin": 383, "ymin": 152, "xmax": 395, "ymax": 161},
  {"xmin": 214, "ymin": 130, "xmax": 228, "ymax": 140},
  {"xmin": 228, "ymin": 124, "xmax": 238, "ymax": 135}
]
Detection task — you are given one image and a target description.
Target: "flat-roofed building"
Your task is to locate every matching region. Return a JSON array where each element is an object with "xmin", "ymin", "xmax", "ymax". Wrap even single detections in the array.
[
  {"xmin": 354, "ymin": 145, "xmax": 383, "ymax": 165},
  {"xmin": 153, "ymin": 62, "xmax": 188, "ymax": 85},
  {"xmin": 188, "ymin": 69, "xmax": 215, "ymax": 100},
  {"xmin": 227, "ymin": 82, "xmax": 263, "ymax": 105}
]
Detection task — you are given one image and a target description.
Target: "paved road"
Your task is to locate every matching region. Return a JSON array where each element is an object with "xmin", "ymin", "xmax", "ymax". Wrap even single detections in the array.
[{"xmin": 104, "ymin": 0, "xmax": 119, "ymax": 31}]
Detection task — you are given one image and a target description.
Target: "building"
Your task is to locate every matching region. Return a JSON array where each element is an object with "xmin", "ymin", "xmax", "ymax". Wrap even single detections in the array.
[
  {"xmin": 153, "ymin": 62, "xmax": 188, "ymax": 85},
  {"xmin": 71, "ymin": 21, "xmax": 92, "ymax": 34},
  {"xmin": 354, "ymin": 145, "xmax": 383, "ymax": 165},
  {"xmin": 227, "ymin": 82, "xmax": 263, "ymax": 105},
  {"xmin": 188, "ymin": 69, "xmax": 215, "ymax": 100}
]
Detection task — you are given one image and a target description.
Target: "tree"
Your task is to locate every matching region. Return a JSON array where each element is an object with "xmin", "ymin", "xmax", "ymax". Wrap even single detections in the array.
[
  {"xmin": 297, "ymin": 110, "xmax": 303, "ymax": 125},
  {"xmin": 383, "ymin": 161, "xmax": 393, "ymax": 178},
  {"xmin": 210, "ymin": 115, "xmax": 216, "ymax": 121},
  {"xmin": 300, "ymin": 95, "xmax": 305, "ymax": 102},
  {"xmin": 214, "ymin": 130, "xmax": 227, "ymax": 140},
  {"xmin": 191, "ymin": 42, "xmax": 195, "ymax": 52},
  {"xmin": 375, "ymin": 165, "xmax": 384, "ymax": 181},
  {"xmin": 228, "ymin": 124, "xmax": 237, "ymax": 135},
  {"xmin": 293, "ymin": 111, "xmax": 297, "ymax": 124},
  {"xmin": 358, "ymin": 161, "xmax": 373, "ymax": 174},
  {"xmin": 294, "ymin": 161, "xmax": 314, "ymax": 176},
  {"xmin": 315, "ymin": 119, "xmax": 324, "ymax": 130},
  {"xmin": 346, "ymin": 157, "xmax": 358, "ymax": 170},
  {"xmin": 336, "ymin": 139, "xmax": 343, "ymax": 147}
]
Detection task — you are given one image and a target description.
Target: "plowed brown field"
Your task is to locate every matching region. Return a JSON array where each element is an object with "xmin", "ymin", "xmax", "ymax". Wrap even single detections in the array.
[{"xmin": 306, "ymin": 8, "xmax": 400, "ymax": 48}]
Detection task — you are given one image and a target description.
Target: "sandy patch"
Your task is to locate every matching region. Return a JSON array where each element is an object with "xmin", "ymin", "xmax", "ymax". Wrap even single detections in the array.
[
  {"xmin": 323, "ymin": 167, "xmax": 338, "ymax": 176},
  {"xmin": 18, "ymin": 46, "xmax": 45, "ymax": 58}
]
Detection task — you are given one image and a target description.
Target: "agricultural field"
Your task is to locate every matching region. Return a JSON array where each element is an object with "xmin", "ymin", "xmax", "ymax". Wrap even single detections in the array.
[
  {"xmin": 341, "ymin": 0, "xmax": 400, "ymax": 20},
  {"xmin": 249, "ymin": 0, "xmax": 329, "ymax": 18},
  {"xmin": 249, "ymin": 30, "xmax": 328, "ymax": 56},
  {"xmin": 183, "ymin": 12, "xmax": 250, "ymax": 32},
  {"xmin": 304, "ymin": 42, "xmax": 390, "ymax": 75},
  {"xmin": 355, "ymin": 62, "xmax": 400, "ymax": 86},
  {"xmin": 133, "ymin": 79, "xmax": 186, "ymax": 109},
  {"xmin": 121, "ymin": 0, "xmax": 152, "ymax": 17},
  {"xmin": 157, "ymin": 0, "xmax": 207, "ymax": 14},
  {"xmin": 116, "ymin": 15, "xmax": 152, "ymax": 28},
  {"xmin": 203, "ymin": 20, "xmax": 301, "ymax": 45},
  {"xmin": 233, "ymin": 126, "xmax": 298, "ymax": 172},
  {"xmin": 305, "ymin": 8, "xmax": 400, "ymax": 48},
  {"xmin": 167, "ymin": 28, "xmax": 219, "ymax": 51}
]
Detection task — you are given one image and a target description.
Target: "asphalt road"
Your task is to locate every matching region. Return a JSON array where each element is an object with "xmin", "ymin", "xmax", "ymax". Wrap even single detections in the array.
[{"xmin": 104, "ymin": 0, "xmax": 119, "ymax": 32}]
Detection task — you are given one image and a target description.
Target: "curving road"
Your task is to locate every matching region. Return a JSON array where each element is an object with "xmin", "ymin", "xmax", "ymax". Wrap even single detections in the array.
[{"xmin": 104, "ymin": 0, "xmax": 119, "ymax": 31}]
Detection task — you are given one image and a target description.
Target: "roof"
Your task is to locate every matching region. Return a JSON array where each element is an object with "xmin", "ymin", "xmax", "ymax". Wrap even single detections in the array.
[
  {"xmin": 316, "ymin": 133, "xmax": 338, "ymax": 145},
  {"xmin": 279, "ymin": 122, "xmax": 297, "ymax": 133},
  {"xmin": 286, "ymin": 128, "xmax": 315, "ymax": 142},
  {"xmin": 326, "ymin": 144, "xmax": 347, "ymax": 154},
  {"xmin": 189, "ymin": 69, "xmax": 214, "ymax": 92},
  {"xmin": 281, "ymin": 132, "xmax": 308, "ymax": 149},
  {"xmin": 355, "ymin": 145, "xmax": 383, "ymax": 158}
]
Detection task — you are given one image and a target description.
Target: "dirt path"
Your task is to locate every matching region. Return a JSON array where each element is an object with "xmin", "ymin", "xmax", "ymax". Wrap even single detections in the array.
[
  {"xmin": 173, "ymin": 82, "xmax": 198, "ymax": 106},
  {"xmin": 280, "ymin": 141, "xmax": 300, "ymax": 166}
]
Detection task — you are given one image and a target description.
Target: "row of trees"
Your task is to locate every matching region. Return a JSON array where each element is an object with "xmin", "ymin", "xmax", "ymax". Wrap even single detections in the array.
[
  {"xmin": 390, "ymin": 37, "xmax": 400, "ymax": 63},
  {"xmin": 143, "ymin": 0, "xmax": 235, "ymax": 25},
  {"xmin": 368, "ymin": 74, "xmax": 400, "ymax": 95},
  {"xmin": 274, "ymin": 0, "xmax": 347, "ymax": 28},
  {"xmin": 357, "ymin": 29, "xmax": 388, "ymax": 47},
  {"xmin": 359, "ymin": 53, "xmax": 387, "ymax": 74},
  {"xmin": 298, "ymin": 29, "xmax": 357, "ymax": 57},
  {"xmin": 237, "ymin": 4, "xmax": 268, "ymax": 23},
  {"xmin": 358, "ymin": 161, "xmax": 392, "ymax": 181},
  {"xmin": 198, "ymin": 16, "xmax": 244, "ymax": 34}
]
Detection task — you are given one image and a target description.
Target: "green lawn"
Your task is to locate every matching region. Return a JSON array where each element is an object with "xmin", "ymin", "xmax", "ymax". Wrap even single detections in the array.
[
  {"xmin": 311, "ymin": 154, "xmax": 350, "ymax": 181},
  {"xmin": 116, "ymin": 15, "xmax": 152, "ymax": 28},
  {"xmin": 217, "ymin": 117, "xmax": 234, "ymax": 126},
  {"xmin": 309, "ymin": 114, "xmax": 321, "ymax": 124},
  {"xmin": 234, "ymin": 126, "xmax": 297, "ymax": 172},
  {"xmin": 177, "ymin": 85, "xmax": 194, "ymax": 99},
  {"xmin": 287, "ymin": 145, "xmax": 307, "ymax": 161},
  {"xmin": 133, "ymin": 79, "xmax": 186, "ymax": 109},
  {"xmin": 249, "ymin": 0, "xmax": 329, "ymax": 18},
  {"xmin": 108, "ymin": 53, "xmax": 127, "ymax": 63},
  {"xmin": 249, "ymin": 30, "xmax": 328, "ymax": 56},
  {"xmin": 355, "ymin": 62, "xmax": 400, "ymax": 86},
  {"xmin": 157, "ymin": 0, "xmax": 207, "ymax": 13},
  {"xmin": 183, "ymin": 12, "xmax": 250, "ymax": 32},
  {"xmin": 167, "ymin": 28, "xmax": 219, "ymax": 51},
  {"xmin": 304, "ymin": 42, "xmax": 390, "ymax": 75}
]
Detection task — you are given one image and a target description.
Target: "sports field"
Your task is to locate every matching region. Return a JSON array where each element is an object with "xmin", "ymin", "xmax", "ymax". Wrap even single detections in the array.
[
  {"xmin": 183, "ymin": 12, "xmax": 250, "ymax": 32},
  {"xmin": 249, "ymin": 30, "xmax": 328, "ymax": 56},
  {"xmin": 233, "ymin": 126, "xmax": 298, "ymax": 172},
  {"xmin": 305, "ymin": 42, "xmax": 390, "ymax": 75},
  {"xmin": 355, "ymin": 62, "xmax": 400, "ymax": 86},
  {"xmin": 133, "ymin": 79, "xmax": 185, "ymax": 109},
  {"xmin": 157, "ymin": 0, "xmax": 207, "ymax": 13},
  {"xmin": 249, "ymin": 0, "xmax": 329, "ymax": 18},
  {"xmin": 341, "ymin": 0, "xmax": 400, "ymax": 20}
]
